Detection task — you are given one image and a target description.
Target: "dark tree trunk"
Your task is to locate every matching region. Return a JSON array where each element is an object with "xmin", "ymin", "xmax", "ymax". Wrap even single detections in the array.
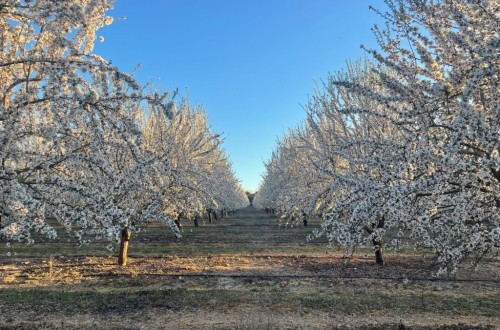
[
  {"xmin": 118, "ymin": 227, "xmax": 131, "ymax": 266},
  {"xmin": 373, "ymin": 238, "xmax": 384, "ymax": 265},
  {"xmin": 193, "ymin": 216, "xmax": 199, "ymax": 227},
  {"xmin": 365, "ymin": 216, "xmax": 385, "ymax": 266},
  {"xmin": 174, "ymin": 219, "xmax": 182, "ymax": 232},
  {"xmin": 207, "ymin": 210, "xmax": 212, "ymax": 224}
]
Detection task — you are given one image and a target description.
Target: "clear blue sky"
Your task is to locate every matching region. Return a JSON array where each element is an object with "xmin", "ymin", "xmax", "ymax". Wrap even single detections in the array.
[{"xmin": 94, "ymin": 0, "xmax": 386, "ymax": 192}]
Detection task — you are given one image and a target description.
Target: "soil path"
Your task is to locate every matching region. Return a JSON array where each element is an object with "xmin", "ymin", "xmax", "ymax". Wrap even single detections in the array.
[{"xmin": 0, "ymin": 206, "xmax": 499, "ymax": 329}]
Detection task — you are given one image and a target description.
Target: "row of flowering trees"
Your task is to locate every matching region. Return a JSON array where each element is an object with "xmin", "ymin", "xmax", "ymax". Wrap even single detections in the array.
[
  {"xmin": 0, "ymin": 0, "xmax": 248, "ymax": 251},
  {"xmin": 254, "ymin": 0, "xmax": 499, "ymax": 273},
  {"xmin": 141, "ymin": 96, "xmax": 248, "ymax": 221}
]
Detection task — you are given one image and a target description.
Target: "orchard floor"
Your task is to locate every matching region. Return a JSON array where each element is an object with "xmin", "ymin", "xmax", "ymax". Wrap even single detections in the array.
[{"xmin": 0, "ymin": 207, "xmax": 499, "ymax": 329}]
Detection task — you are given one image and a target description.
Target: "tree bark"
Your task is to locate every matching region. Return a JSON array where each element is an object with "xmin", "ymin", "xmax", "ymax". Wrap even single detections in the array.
[
  {"xmin": 174, "ymin": 219, "xmax": 182, "ymax": 232},
  {"xmin": 207, "ymin": 210, "xmax": 212, "ymax": 224},
  {"xmin": 118, "ymin": 227, "xmax": 131, "ymax": 266},
  {"xmin": 373, "ymin": 238, "xmax": 384, "ymax": 265},
  {"xmin": 365, "ymin": 216, "xmax": 385, "ymax": 266}
]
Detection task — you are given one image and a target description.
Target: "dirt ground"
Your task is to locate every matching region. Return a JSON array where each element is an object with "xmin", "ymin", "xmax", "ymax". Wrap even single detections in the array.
[{"xmin": 0, "ymin": 207, "xmax": 499, "ymax": 329}]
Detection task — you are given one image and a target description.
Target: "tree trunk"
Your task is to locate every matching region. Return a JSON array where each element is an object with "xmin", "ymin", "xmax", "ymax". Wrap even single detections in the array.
[
  {"xmin": 365, "ymin": 216, "xmax": 385, "ymax": 266},
  {"xmin": 118, "ymin": 227, "xmax": 131, "ymax": 266},
  {"xmin": 207, "ymin": 210, "xmax": 212, "ymax": 224},
  {"xmin": 174, "ymin": 219, "xmax": 182, "ymax": 232},
  {"xmin": 373, "ymin": 238, "xmax": 384, "ymax": 265},
  {"xmin": 193, "ymin": 216, "xmax": 199, "ymax": 227}
]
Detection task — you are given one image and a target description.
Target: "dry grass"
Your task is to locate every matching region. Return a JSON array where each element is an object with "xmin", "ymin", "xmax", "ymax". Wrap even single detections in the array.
[{"xmin": 0, "ymin": 207, "xmax": 499, "ymax": 329}]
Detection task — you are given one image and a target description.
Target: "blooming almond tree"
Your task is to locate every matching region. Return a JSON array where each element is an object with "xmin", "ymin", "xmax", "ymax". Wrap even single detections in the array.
[
  {"xmin": 205, "ymin": 154, "xmax": 249, "ymax": 213},
  {"xmin": 0, "ymin": 0, "xmax": 180, "ymax": 251},
  {"xmin": 142, "ymin": 95, "xmax": 247, "ymax": 222},
  {"xmin": 361, "ymin": 0, "xmax": 499, "ymax": 273},
  {"xmin": 258, "ymin": 0, "xmax": 499, "ymax": 273},
  {"xmin": 321, "ymin": 0, "xmax": 499, "ymax": 272},
  {"xmin": 304, "ymin": 59, "xmax": 407, "ymax": 265},
  {"xmin": 254, "ymin": 125, "xmax": 332, "ymax": 225},
  {"xmin": 256, "ymin": 59, "xmax": 404, "ymax": 264}
]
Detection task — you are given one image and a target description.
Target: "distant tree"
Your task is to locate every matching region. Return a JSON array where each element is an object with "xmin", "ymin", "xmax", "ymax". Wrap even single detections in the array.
[
  {"xmin": 245, "ymin": 191, "xmax": 255, "ymax": 205},
  {"xmin": 142, "ymin": 97, "xmax": 248, "ymax": 220}
]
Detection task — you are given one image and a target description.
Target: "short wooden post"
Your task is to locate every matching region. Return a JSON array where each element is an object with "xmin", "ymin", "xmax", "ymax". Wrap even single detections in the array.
[{"xmin": 118, "ymin": 227, "xmax": 131, "ymax": 266}]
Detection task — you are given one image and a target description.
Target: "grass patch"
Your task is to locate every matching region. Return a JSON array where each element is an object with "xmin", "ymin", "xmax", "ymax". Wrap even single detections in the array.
[
  {"xmin": 2, "ymin": 284, "xmax": 499, "ymax": 317},
  {"xmin": 1, "ymin": 207, "xmax": 498, "ymax": 329}
]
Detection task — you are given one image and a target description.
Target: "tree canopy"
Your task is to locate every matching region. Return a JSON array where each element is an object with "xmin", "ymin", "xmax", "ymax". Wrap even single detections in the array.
[
  {"xmin": 255, "ymin": 0, "xmax": 499, "ymax": 274},
  {"xmin": 0, "ymin": 0, "xmax": 247, "ymax": 248}
]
